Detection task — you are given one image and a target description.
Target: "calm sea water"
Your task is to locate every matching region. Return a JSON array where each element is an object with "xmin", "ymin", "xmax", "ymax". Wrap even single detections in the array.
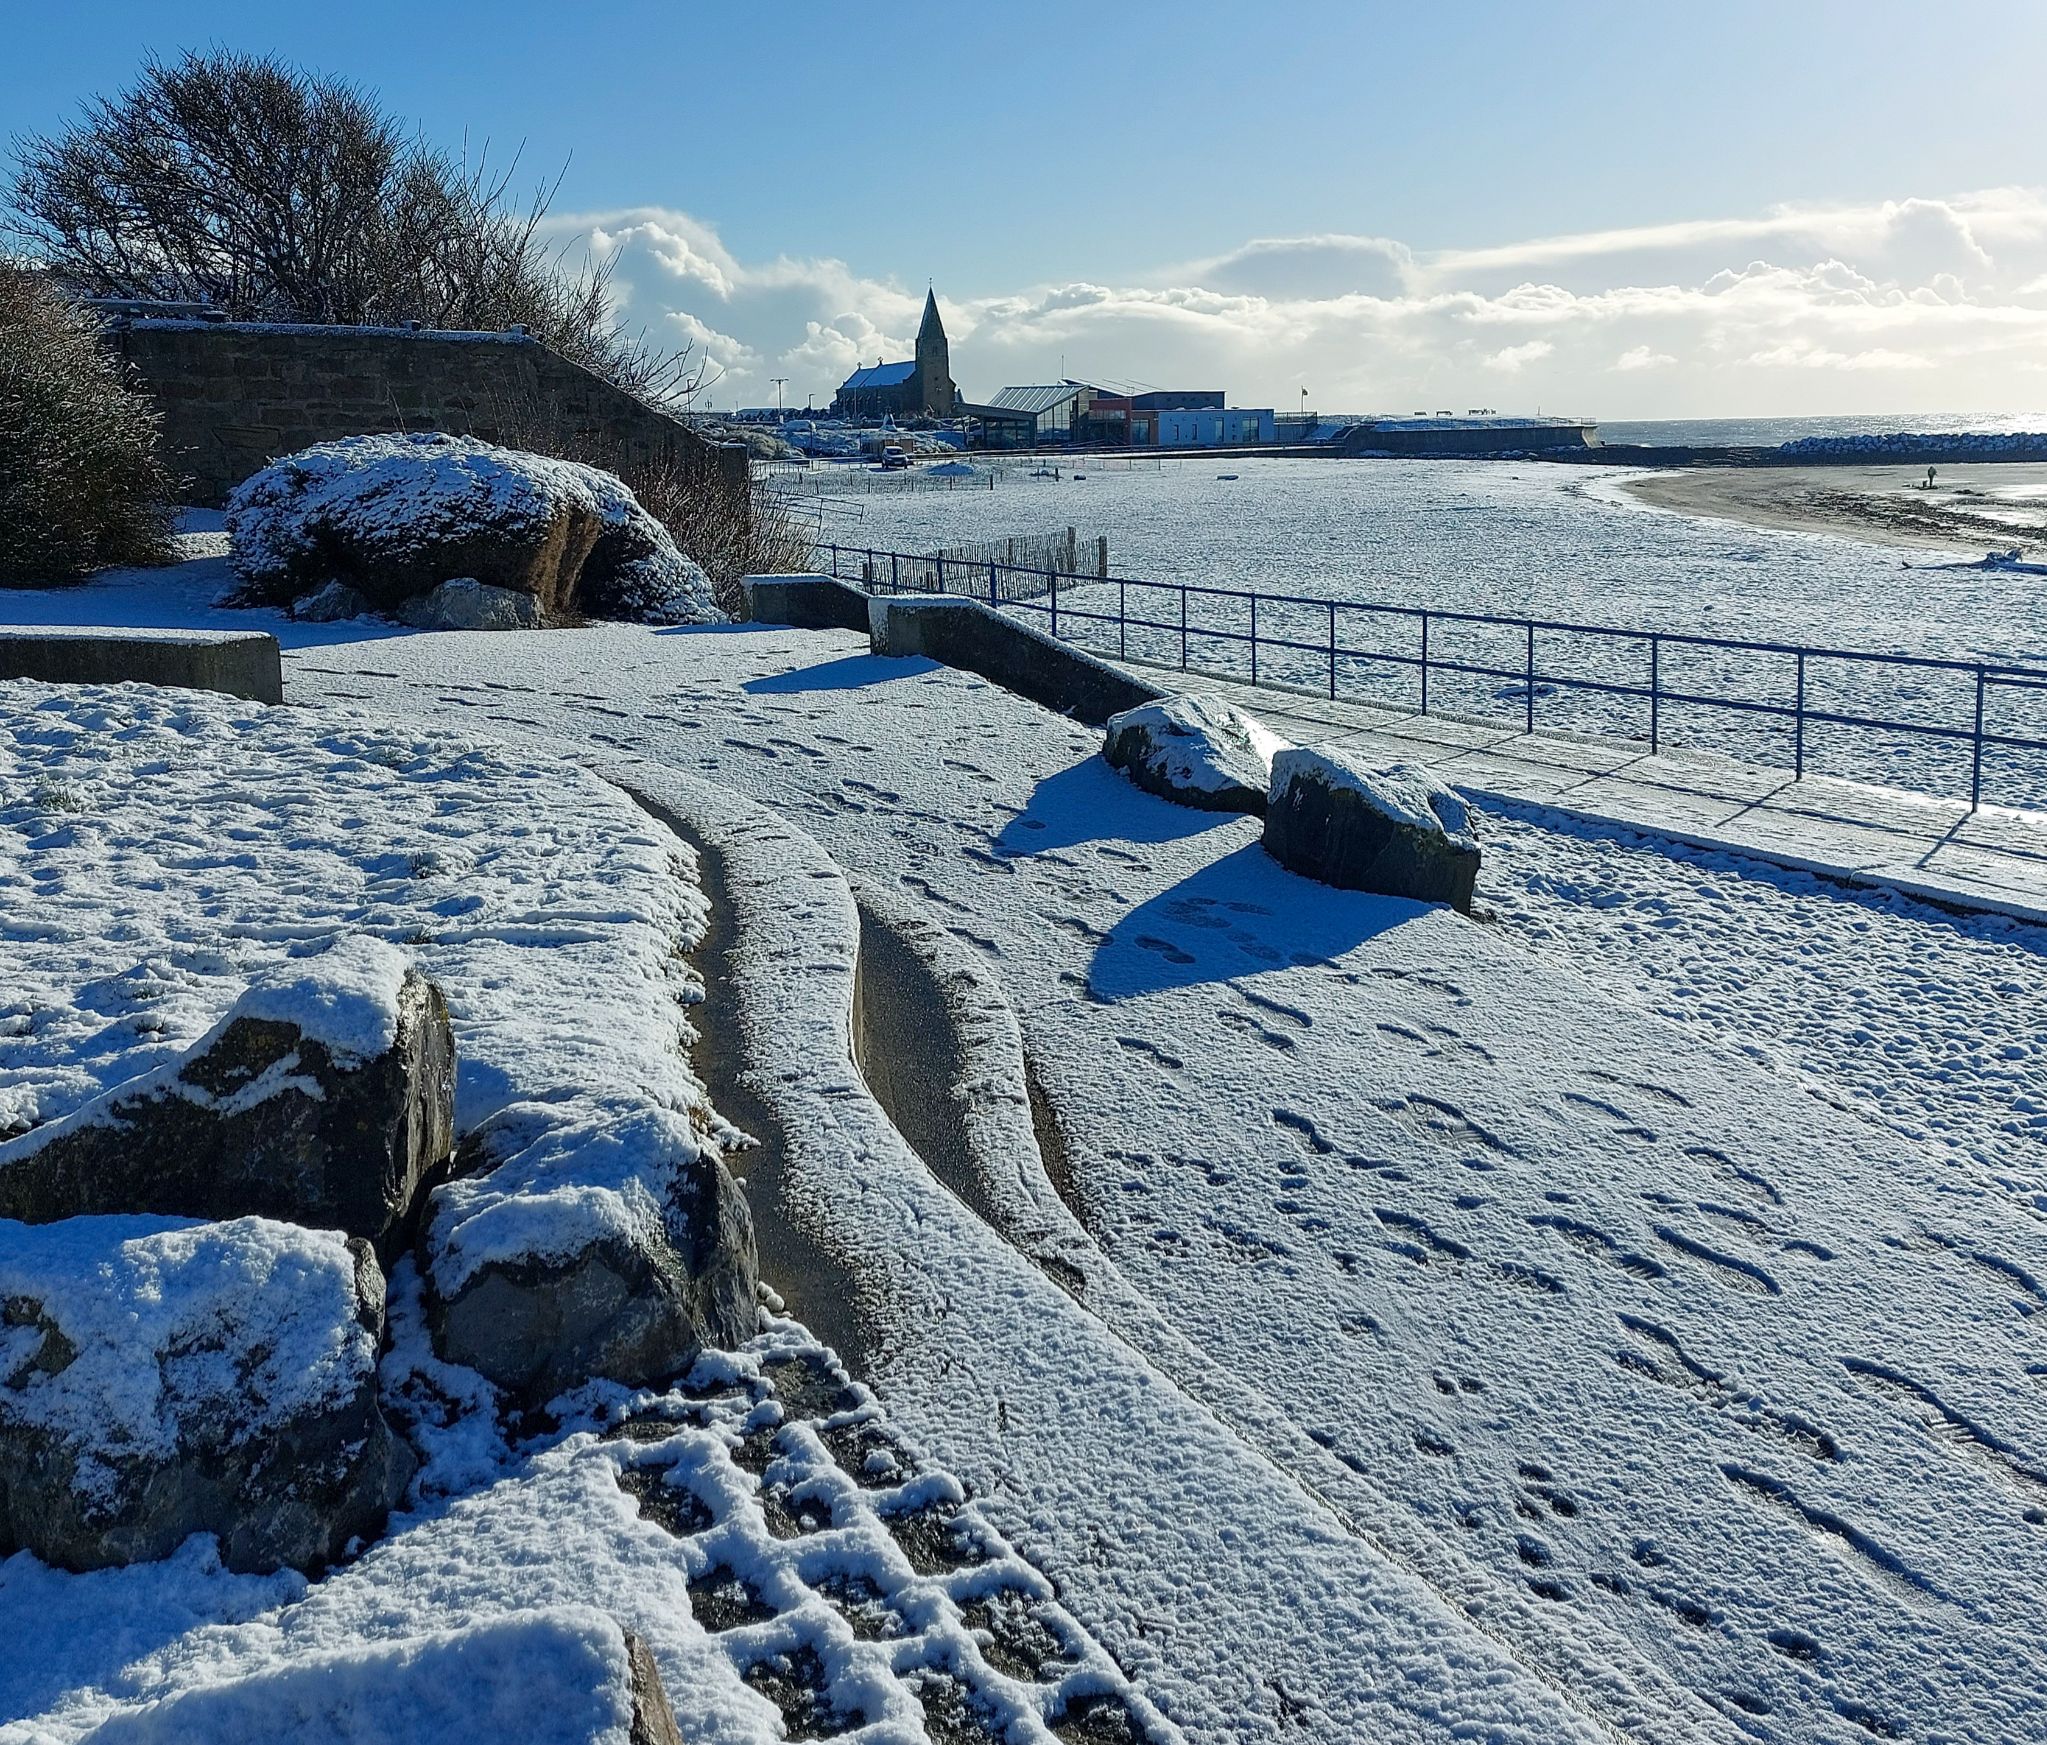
[{"xmin": 1594, "ymin": 413, "xmax": 2047, "ymax": 447}]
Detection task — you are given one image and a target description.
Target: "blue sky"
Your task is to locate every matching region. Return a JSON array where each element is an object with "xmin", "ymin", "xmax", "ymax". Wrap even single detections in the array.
[{"xmin": 6, "ymin": 3, "xmax": 2047, "ymax": 415}]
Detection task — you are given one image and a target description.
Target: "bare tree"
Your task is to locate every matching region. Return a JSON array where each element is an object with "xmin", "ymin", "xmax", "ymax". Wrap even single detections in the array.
[{"xmin": 6, "ymin": 50, "xmax": 705, "ymax": 403}]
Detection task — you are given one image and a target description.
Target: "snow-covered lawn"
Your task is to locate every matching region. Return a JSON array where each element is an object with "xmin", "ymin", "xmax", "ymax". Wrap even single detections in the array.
[
  {"xmin": 249, "ymin": 615, "xmax": 2047, "ymax": 1744},
  {"xmin": 5, "ymin": 523, "xmax": 2046, "ymax": 1739}
]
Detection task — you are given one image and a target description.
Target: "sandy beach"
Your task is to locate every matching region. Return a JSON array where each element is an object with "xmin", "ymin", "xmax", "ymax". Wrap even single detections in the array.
[{"xmin": 1621, "ymin": 461, "xmax": 2047, "ymax": 555}]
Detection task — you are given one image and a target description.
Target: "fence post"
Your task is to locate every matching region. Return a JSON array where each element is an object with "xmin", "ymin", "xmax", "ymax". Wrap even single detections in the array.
[
  {"xmin": 1420, "ymin": 613, "xmax": 1430, "ymax": 714},
  {"xmin": 1098, "ymin": 535, "xmax": 1109, "ymax": 579},
  {"xmin": 1180, "ymin": 589, "xmax": 1188, "ymax": 671},
  {"xmin": 1051, "ymin": 569, "xmax": 1059, "ymax": 641},
  {"xmin": 935, "ymin": 554, "xmax": 945, "ymax": 595},
  {"xmin": 891, "ymin": 551, "xmax": 899, "ymax": 593},
  {"xmin": 1794, "ymin": 650, "xmax": 1806, "ymax": 780},
  {"xmin": 1972, "ymin": 665, "xmax": 1986, "ymax": 810},
  {"xmin": 1250, "ymin": 595, "xmax": 1259, "ymax": 684},
  {"xmin": 1119, "ymin": 580, "xmax": 1127, "ymax": 659},
  {"xmin": 1327, "ymin": 601, "xmax": 1337, "ymax": 700},
  {"xmin": 1650, "ymin": 634, "xmax": 1660, "ymax": 754},
  {"xmin": 1524, "ymin": 622, "xmax": 1536, "ymax": 734},
  {"xmin": 989, "ymin": 560, "xmax": 998, "ymax": 605}
]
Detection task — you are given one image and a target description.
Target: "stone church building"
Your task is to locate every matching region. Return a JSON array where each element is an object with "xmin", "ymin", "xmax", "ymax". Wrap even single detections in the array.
[{"xmin": 831, "ymin": 289, "xmax": 960, "ymax": 418}]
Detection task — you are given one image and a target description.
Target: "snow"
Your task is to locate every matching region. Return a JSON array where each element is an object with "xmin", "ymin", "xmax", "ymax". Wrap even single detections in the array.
[
  {"xmin": 6, "ymin": 452, "xmax": 2047, "ymax": 1737},
  {"xmin": 73, "ymin": 1608, "xmax": 640, "ymax": 1745},
  {"xmin": 225, "ymin": 432, "xmax": 717, "ymax": 624},
  {"xmin": 227, "ymin": 936, "xmax": 412, "ymax": 1065},
  {"xmin": 1103, "ymin": 692, "xmax": 1288, "ymax": 797},
  {"xmin": 1270, "ymin": 744, "xmax": 1477, "ymax": 844},
  {"xmin": 0, "ymin": 1216, "xmax": 374, "ymax": 1495},
  {"xmin": 253, "ymin": 616, "xmax": 2047, "ymax": 1743}
]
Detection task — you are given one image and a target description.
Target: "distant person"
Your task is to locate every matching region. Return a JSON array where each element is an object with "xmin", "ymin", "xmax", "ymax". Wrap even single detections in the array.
[{"xmin": 1925, "ymin": 465, "xmax": 1938, "ymax": 489}]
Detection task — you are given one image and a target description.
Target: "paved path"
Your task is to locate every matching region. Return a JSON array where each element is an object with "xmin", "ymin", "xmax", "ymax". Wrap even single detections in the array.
[{"xmin": 1160, "ymin": 667, "xmax": 2047, "ymax": 926}]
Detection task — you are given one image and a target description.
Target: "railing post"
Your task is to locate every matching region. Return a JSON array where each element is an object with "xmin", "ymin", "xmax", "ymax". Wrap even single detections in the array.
[
  {"xmin": 1524, "ymin": 622, "xmax": 1536, "ymax": 734},
  {"xmin": 891, "ymin": 551, "xmax": 899, "ymax": 593},
  {"xmin": 989, "ymin": 559, "xmax": 998, "ymax": 605},
  {"xmin": 1051, "ymin": 568, "xmax": 1059, "ymax": 640},
  {"xmin": 1794, "ymin": 650, "xmax": 1806, "ymax": 780},
  {"xmin": 935, "ymin": 553, "xmax": 944, "ymax": 595},
  {"xmin": 1180, "ymin": 588, "xmax": 1188, "ymax": 671},
  {"xmin": 1972, "ymin": 665, "xmax": 1986, "ymax": 810},
  {"xmin": 1420, "ymin": 612, "xmax": 1430, "ymax": 714},
  {"xmin": 1119, "ymin": 580, "xmax": 1127, "ymax": 660},
  {"xmin": 1327, "ymin": 601, "xmax": 1337, "ymax": 700},
  {"xmin": 1250, "ymin": 595, "xmax": 1259, "ymax": 684},
  {"xmin": 1650, "ymin": 634, "xmax": 1660, "ymax": 755}
]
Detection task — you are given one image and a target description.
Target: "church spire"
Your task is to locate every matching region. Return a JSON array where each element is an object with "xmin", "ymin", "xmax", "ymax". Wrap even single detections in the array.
[{"xmin": 917, "ymin": 287, "xmax": 945, "ymax": 347}]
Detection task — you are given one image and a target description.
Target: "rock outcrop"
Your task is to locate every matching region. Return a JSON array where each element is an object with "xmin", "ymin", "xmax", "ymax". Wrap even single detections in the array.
[
  {"xmin": 424, "ymin": 1100, "xmax": 758, "ymax": 1402},
  {"xmin": 225, "ymin": 432, "xmax": 718, "ymax": 626},
  {"xmin": 1263, "ymin": 746, "xmax": 1481, "ymax": 911},
  {"xmin": 1104, "ymin": 692, "xmax": 1290, "ymax": 814},
  {"xmin": 0, "ymin": 939, "xmax": 456, "ymax": 1261},
  {"xmin": 0, "ymin": 1215, "xmax": 413, "ymax": 1573}
]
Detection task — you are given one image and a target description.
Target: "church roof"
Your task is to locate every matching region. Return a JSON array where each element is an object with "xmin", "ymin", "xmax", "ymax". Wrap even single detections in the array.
[{"xmin": 839, "ymin": 360, "xmax": 916, "ymax": 392}]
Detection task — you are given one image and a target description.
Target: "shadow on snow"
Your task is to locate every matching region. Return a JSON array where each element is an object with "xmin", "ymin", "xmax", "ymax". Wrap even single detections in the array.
[
  {"xmin": 739, "ymin": 653, "xmax": 939, "ymax": 694},
  {"xmin": 1088, "ymin": 841, "xmax": 1417, "ymax": 999}
]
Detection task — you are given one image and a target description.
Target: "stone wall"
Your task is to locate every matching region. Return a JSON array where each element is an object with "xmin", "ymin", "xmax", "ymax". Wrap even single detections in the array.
[{"xmin": 112, "ymin": 320, "xmax": 749, "ymax": 510}]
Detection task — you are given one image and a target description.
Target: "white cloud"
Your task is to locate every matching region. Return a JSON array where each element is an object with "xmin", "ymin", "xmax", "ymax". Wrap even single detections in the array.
[{"xmin": 550, "ymin": 188, "xmax": 2047, "ymax": 416}]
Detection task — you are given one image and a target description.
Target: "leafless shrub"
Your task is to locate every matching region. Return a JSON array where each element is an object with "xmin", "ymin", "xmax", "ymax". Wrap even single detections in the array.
[
  {"xmin": 5, "ymin": 50, "xmax": 703, "ymax": 403},
  {"xmin": 0, "ymin": 264, "xmax": 176, "ymax": 584},
  {"xmin": 479, "ymin": 388, "xmax": 815, "ymax": 618}
]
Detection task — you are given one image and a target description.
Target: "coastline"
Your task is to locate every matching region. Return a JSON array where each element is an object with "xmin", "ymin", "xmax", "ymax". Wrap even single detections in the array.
[{"xmin": 1618, "ymin": 461, "xmax": 2047, "ymax": 555}]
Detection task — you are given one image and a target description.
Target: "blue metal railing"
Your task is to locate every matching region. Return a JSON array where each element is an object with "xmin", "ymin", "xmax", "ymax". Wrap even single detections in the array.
[{"xmin": 822, "ymin": 542, "xmax": 2047, "ymax": 812}]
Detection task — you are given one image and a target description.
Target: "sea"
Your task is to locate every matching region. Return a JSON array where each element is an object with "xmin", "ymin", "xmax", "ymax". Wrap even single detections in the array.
[{"xmin": 1593, "ymin": 412, "xmax": 2047, "ymax": 447}]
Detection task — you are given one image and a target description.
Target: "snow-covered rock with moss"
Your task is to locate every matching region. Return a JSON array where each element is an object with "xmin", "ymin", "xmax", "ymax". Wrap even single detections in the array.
[
  {"xmin": 1103, "ymin": 692, "xmax": 1291, "ymax": 814},
  {"xmin": 224, "ymin": 433, "xmax": 718, "ymax": 626},
  {"xmin": 0, "ymin": 1214, "xmax": 412, "ymax": 1575}
]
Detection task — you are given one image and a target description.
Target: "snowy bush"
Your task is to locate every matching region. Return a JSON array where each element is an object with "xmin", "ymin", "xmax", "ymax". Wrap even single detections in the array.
[
  {"xmin": 224, "ymin": 433, "xmax": 719, "ymax": 625},
  {"xmin": 0, "ymin": 266, "xmax": 175, "ymax": 585}
]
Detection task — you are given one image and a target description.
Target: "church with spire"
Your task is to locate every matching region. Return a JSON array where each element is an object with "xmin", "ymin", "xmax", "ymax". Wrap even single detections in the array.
[{"xmin": 830, "ymin": 288, "xmax": 961, "ymax": 419}]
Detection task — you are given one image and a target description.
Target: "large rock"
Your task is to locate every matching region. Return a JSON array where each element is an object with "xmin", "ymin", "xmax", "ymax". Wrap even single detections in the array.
[
  {"xmin": 1104, "ymin": 692, "xmax": 1291, "ymax": 814},
  {"xmin": 225, "ymin": 432, "xmax": 718, "ymax": 626},
  {"xmin": 0, "ymin": 938, "xmax": 456, "ymax": 1262},
  {"xmin": 0, "ymin": 1214, "xmax": 414, "ymax": 1573},
  {"xmin": 1263, "ymin": 746, "xmax": 1482, "ymax": 912},
  {"xmin": 424, "ymin": 1100, "xmax": 757, "ymax": 1402}
]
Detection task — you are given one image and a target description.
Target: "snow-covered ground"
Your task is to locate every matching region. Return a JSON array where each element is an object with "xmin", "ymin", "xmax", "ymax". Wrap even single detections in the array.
[
  {"xmin": 234, "ymin": 612, "xmax": 2047, "ymax": 1744},
  {"xmin": 5, "ymin": 508, "xmax": 2046, "ymax": 1738},
  {"xmin": 837, "ymin": 457, "xmax": 2047, "ymax": 806}
]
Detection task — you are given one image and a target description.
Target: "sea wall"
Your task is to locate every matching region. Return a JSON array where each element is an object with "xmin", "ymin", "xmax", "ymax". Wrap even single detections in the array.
[{"xmin": 112, "ymin": 320, "xmax": 749, "ymax": 509}]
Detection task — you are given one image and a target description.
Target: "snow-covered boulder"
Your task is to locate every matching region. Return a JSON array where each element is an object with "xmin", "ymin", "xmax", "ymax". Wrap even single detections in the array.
[
  {"xmin": 395, "ymin": 577, "xmax": 544, "ymax": 631},
  {"xmin": 423, "ymin": 1100, "xmax": 756, "ymax": 1402},
  {"xmin": 77, "ymin": 1612, "xmax": 683, "ymax": 1745},
  {"xmin": 0, "ymin": 938, "xmax": 456, "ymax": 1260},
  {"xmin": 1103, "ymin": 692, "xmax": 1291, "ymax": 814},
  {"xmin": 1263, "ymin": 746, "xmax": 1481, "ymax": 912},
  {"xmin": 225, "ymin": 433, "xmax": 718, "ymax": 626},
  {"xmin": 0, "ymin": 1214, "xmax": 413, "ymax": 1573},
  {"xmin": 292, "ymin": 579, "xmax": 374, "ymax": 623}
]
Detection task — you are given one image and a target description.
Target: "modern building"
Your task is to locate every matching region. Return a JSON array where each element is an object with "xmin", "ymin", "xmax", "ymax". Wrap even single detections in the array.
[
  {"xmin": 1156, "ymin": 407, "xmax": 1276, "ymax": 446},
  {"xmin": 962, "ymin": 382, "xmax": 1097, "ymax": 448},
  {"xmin": 831, "ymin": 289, "xmax": 960, "ymax": 419}
]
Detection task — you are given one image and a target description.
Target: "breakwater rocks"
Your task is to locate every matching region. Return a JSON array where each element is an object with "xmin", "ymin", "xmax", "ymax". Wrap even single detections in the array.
[{"xmin": 1778, "ymin": 431, "xmax": 2047, "ymax": 460}]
